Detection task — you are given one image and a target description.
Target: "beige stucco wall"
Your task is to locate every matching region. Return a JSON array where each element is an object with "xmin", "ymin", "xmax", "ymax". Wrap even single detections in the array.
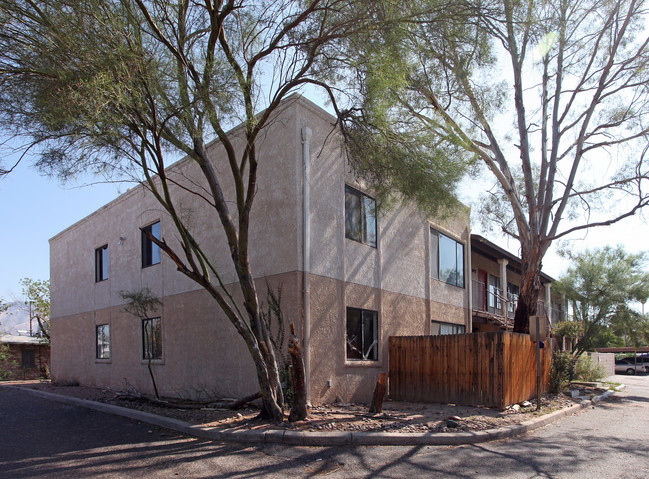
[{"xmin": 50, "ymin": 95, "xmax": 471, "ymax": 404}]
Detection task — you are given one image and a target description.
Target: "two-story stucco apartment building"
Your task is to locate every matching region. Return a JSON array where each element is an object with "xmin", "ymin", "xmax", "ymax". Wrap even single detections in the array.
[{"xmin": 49, "ymin": 95, "xmax": 471, "ymax": 404}]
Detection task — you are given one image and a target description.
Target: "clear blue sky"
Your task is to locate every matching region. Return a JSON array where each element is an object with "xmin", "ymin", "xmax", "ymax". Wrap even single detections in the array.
[{"xmin": 0, "ymin": 160, "xmax": 122, "ymax": 300}]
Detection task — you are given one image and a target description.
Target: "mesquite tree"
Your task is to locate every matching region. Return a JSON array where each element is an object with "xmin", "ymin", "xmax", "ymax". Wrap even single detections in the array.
[
  {"xmin": 339, "ymin": 0, "xmax": 649, "ymax": 332},
  {"xmin": 0, "ymin": 0, "xmax": 376, "ymax": 421}
]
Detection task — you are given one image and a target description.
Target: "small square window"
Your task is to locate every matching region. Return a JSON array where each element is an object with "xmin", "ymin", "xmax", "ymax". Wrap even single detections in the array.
[
  {"xmin": 346, "ymin": 307, "xmax": 378, "ymax": 361},
  {"xmin": 95, "ymin": 245, "xmax": 109, "ymax": 282},
  {"xmin": 141, "ymin": 221, "xmax": 161, "ymax": 268},
  {"xmin": 142, "ymin": 317, "xmax": 162, "ymax": 360},
  {"xmin": 345, "ymin": 186, "xmax": 377, "ymax": 247},
  {"xmin": 96, "ymin": 324, "xmax": 110, "ymax": 359}
]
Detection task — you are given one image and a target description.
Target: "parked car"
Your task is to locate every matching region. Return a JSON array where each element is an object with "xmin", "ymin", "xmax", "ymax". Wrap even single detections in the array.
[
  {"xmin": 615, "ymin": 358, "xmax": 645, "ymax": 375},
  {"xmin": 635, "ymin": 355, "xmax": 649, "ymax": 372}
]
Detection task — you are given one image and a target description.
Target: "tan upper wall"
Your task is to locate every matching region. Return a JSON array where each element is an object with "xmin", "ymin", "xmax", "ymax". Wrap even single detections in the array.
[{"xmin": 50, "ymin": 95, "xmax": 470, "ymax": 320}]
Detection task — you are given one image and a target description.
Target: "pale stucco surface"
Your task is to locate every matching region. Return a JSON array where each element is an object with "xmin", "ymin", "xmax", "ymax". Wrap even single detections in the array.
[{"xmin": 50, "ymin": 96, "xmax": 471, "ymax": 403}]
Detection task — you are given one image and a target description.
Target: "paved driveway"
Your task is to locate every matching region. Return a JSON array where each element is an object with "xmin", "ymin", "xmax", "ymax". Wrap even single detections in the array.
[{"xmin": 1, "ymin": 377, "xmax": 648, "ymax": 478}]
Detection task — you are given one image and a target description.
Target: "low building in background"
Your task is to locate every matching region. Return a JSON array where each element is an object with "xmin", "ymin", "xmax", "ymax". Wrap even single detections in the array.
[{"xmin": 0, "ymin": 334, "xmax": 50, "ymax": 380}]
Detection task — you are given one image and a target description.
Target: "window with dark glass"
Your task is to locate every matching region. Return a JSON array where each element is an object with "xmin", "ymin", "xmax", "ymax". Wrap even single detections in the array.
[
  {"xmin": 142, "ymin": 317, "xmax": 162, "ymax": 360},
  {"xmin": 21, "ymin": 349, "xmax": 35, "ymax": 369},
  {"xmin": 141, "ymin": 221, "xmax": 161, "ymax": 267},
  {"xmin": 345, "ymin": 186, "xmax": 377, "ymax": 247},
  {"xmin": 95, "ymin": 244, "xmax": 109, "ymax": 282},
  {"xmin": 430, "ymin": 229, "xmax": 465, "ymax": 287},
  {"xmin": 96, "ymin": 324, "xmax": 110, "ymax": 359},
  {"xmin": 346, "ymin": 307, "xmax": 378, "ymax": 361}
]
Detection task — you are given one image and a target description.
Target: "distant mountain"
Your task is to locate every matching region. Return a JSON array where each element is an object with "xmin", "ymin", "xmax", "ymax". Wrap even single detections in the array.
[{"xmin": 0, "ymin": 302, "xmax": 31, "ymax": 335}]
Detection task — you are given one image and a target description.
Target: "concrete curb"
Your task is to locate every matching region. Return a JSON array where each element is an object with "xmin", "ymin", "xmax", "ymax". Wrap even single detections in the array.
[{"xmin": 8, "ymin": 385, "xmax": 613, "ymax": 447}]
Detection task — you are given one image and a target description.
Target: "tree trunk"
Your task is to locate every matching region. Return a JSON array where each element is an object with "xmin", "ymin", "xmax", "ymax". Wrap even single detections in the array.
[
  {"xmin": 369, "ymin": 372, "xmax": 387, "ymax": 414},
  {"xmin": 288, "ymin": 322, "xmax": 307, "ymax": 422},
  {"xmin": 513, "ymin": 242, "xmax": 543, "ymax": 333}
]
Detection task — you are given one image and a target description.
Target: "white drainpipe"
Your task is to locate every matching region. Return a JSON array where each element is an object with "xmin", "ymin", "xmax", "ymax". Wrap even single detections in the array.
[{"xmin": 301, "ymin": 126, "xmax": 312, "ymax": 402}]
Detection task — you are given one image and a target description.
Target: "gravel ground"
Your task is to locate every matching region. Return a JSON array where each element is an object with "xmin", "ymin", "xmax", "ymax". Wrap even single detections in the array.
[{"xmin": 13, "ymin": 380, "xmax": 586, "ymax": 434}]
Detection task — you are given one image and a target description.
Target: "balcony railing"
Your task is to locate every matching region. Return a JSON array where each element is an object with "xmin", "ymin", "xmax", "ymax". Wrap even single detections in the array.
[{"xmin": 473, "ymin": 279, "xmax": 562, "ymax": 322}]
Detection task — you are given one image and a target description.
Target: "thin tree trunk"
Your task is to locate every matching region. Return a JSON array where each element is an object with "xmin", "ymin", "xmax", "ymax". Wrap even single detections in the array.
[{"xmin": 288, "ymin": 322, "xmax": 307, "ymax": 422}]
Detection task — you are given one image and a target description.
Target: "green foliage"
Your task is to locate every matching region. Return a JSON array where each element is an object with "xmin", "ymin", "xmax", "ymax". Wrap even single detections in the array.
[
  {"xmin": 0, "ymin": 342, "xmax": 13, "ymax": 380},
  {"xmin": 120, "ymin": 288, "xmax": 162, "ymax": 320},
  {"xmin": 553, "ymin": 320, "xmax": 584, "ymax": 340},
  {"xmin": 0, "ymin": 299, "xmax": 9, "ymax": 314},
  {"xmin": 574, "ymin": 355, "xmax": 607, "ymax": 383},
  {"xmin": 339, "ymin": 0, "xmax": 649, "ymax": 333},
  {"xmin": 554, "ymin": 246, "xmax": 649, "ymax": 354},
  {"xmin": 549, "ymin": 351, "xmax": 576, "ymax": 393}
]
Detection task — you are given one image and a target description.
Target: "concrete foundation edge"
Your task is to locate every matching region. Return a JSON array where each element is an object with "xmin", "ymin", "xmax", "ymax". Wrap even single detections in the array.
[{"xmin": 11, "ymin": 386, "xmax": 603, "ymax": 447}]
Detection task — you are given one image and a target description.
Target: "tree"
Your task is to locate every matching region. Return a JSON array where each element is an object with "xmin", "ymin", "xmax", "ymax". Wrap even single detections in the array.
[
  {"xmin": 120, "ymin": 288, "xmax": 163, "ymax": 399},
  {"xmin": 20, "ymin": 278, "xmax": 50, "ymax": 340},
  {"xmin": 553, "ymin": 246, "xmax": 649, "ymax": 355},
  {"xmin": 0, "ymin": 0, "xmax": 378, "ymax": 421},
  {"xmin": 338, "ymin": 0, "xmax": 649, "ymax": 332}
]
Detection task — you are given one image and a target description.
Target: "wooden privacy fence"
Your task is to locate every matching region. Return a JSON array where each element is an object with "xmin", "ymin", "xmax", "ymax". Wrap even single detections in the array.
[{"xmin": 389, "ymin": 332, "xmax": 551, "ymax": 409}]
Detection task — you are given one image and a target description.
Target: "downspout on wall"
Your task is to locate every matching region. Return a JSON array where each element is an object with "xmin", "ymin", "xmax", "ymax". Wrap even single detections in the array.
[{"xmin": 301, "ymin": 126, "xmax": 312, "ymax": 402}]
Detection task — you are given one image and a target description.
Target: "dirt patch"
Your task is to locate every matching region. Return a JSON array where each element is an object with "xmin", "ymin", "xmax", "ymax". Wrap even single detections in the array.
[{"xmin": 12, "ymin": 380, "xmax": 579, "ymax": 434}]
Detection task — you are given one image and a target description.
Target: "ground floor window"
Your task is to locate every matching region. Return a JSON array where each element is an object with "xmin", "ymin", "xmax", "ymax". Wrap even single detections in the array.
[
  {"xmin": 142, "ymin": 317, "xmax": 162, "ymax": 360},
  {"xmin": 96, "ymin": 324, "xmax": 110, "ymax": 359},
  {"xmin": 346, "ymin": 307, "xmax": 378, "ymax": 361},
  {"xmin": 431, "ymin": 321, "xmax": 465, "ymax": 335}
]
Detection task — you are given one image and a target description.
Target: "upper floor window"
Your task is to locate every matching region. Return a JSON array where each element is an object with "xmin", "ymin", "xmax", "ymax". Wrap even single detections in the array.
[
  {"xmin": 95, "ymin": 244, "xmax": 109, "ymax": 282},
  {"xmin": 430, "ymin": 229, "xmax": 465, "ymax": 287},
  {"xmin": 345, "ymin": 185, "xmax": 377, "ymax": 247},
  {"xmin": 141, "ymin": 221, "xmax": 161, "ymax": 268}
]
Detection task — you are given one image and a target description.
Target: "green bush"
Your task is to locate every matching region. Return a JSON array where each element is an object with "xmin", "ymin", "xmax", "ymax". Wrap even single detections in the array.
[
  {"xmin": 574, "ymin": 355, "xmax": 607, "ymax": 382},
  {"xmin": 550, "ymin": 351, "xmax": 576, "ymax": 393}
]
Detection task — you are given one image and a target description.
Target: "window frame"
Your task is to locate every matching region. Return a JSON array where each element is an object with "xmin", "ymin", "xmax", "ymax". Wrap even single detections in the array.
[
  {"xmin": 431, "ymin": 320, "xmax": 466, "ymax": 335},
  {"xmin": 430, "ymin": 228, "xmax": 465, "ymax": 288},
  {"xmin": 95, "ymin": 244, "xmax": 109, "ymax": 282},
  {"xmin": 345, "ymin": 307, "xmax": 379, "ymax": 362},
  {"xmin": 141, "ymin": 221, "xmax": 161, "ymax": 268},
  {"xmin": 142, "ymin": 317, "xmax": 162, "ymax": 360},
  {"xmin": 96, "ymin": 324, "xmax": 111, "ymax": 360},
  {"xmin": 488, "ymin": 275, "xmax": 502, "ymax": 312},
  {"xmin": 344, "ymin": 185, "xmax": 377, "ymax": 248}
]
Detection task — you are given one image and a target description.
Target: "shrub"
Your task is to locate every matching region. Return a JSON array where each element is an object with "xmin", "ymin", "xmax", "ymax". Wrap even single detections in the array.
[
  {"xmin": 550, "ymin": 351, "xmax": 576, "ymax": 393},
  {"xmin": 574, "ymin": 355, "xmax": 607, "ymax": 382}
]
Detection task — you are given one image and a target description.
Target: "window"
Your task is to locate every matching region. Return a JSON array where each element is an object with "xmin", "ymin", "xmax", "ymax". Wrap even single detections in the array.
[
  {"xmin": 141, "ymin": 221, "xmax": 161, "ymax": 267},
  {"xmin": 95, "ymin": 245, "xmax": 109, "ymax": 282},
  {"xmin": 142, "ymin": 317, "xmax": 162, "ymax": 360},
  {"xmin": 345, "ymin": 186, "xmax": 377, "ymax": 247},
  {"xmin": 431, "ymin": 321, "xmax": 465, "ymax": 335},
  {"xmin": 507, "ymin": 283, "xmax": 519, "ymax": 317},
  {"xmin": 96, "ymin": 324, "xmax": 110, "ymax": 360},
  {"xmin": 21, "ymin": 349, "xmax": 35, "ymax": 369},
  {"xmin": 488, "ymin": 275, "xmax": 502, "ymax": 312},
  {"xmin": 346, "ymin": 307, "xmax": 378, "ymax": 361},
  {"xmin": 430, "ymin": 229, "xmax": 465, "ymax": 287}
]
